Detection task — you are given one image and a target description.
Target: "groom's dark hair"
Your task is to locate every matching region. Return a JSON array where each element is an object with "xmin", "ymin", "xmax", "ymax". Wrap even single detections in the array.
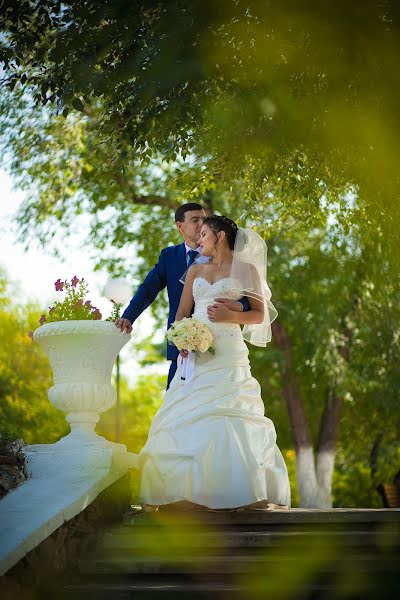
[{"xmin": 175, "ymin": 203, "xmax": 204, "ymax": 222}]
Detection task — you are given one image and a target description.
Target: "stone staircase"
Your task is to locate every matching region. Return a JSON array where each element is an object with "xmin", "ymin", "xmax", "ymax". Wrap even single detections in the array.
[{"xmin": 63, "ymin": 508, "xmax": 400, "ymax": 600}]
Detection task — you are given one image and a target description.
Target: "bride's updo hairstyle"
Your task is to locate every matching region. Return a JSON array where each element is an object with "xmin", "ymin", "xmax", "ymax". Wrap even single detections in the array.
[{"xmin": 202, "ymin": 215, "xmax": 239, "ymax": 250}]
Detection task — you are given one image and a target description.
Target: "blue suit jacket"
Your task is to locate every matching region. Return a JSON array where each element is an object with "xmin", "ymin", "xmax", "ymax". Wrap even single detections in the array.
[{"xmin": 122, "ymin": 242, "xmax": 250, "ymax": 360}]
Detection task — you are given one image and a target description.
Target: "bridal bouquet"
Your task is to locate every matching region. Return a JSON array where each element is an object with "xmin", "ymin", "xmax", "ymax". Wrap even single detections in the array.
[{"xmin": 167, "ymin": 317, "xmax": 214, "ymax": 354}]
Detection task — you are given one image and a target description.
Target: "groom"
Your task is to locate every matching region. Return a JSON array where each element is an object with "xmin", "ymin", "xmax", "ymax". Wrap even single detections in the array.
[{"xmin": 116, "ymin": 203, "xmax": 248, "ymax": 388}]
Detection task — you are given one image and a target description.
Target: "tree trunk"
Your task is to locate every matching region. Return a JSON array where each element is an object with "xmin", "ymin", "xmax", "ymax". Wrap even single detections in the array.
[
  {"xmin": 272, "ymin": 322, "xmax": 318, "ymax": 507},
  {"xmin": 269, "ymin": 291, "xmax": 356, "ymax": 508},
  {"xmin": 314, "ymin": 318, "xmax": 354, "ymax": 507},
  {"xmin": 316, "ymin": 394, "xmax": 343, "ymax": 507},
  {"xmin": 203, "ymin": 190, "xmax": 214, "ymax": 215},
  {"xmin": 370, "ymin": 434, "xmax": 383, "ymax": 480},
  {"xmin": 296, "ymin": 446, "xmax": 319, "ymax": 508},
  {"xmin": 273, "ymin": 322, "xmax": 349, "ymax": 508}
]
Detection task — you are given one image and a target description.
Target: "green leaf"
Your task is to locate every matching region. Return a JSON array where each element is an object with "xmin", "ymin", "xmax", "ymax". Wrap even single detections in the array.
[{"xmin": 71, "ymin": 97, "xmax": 84, "ymax": 112}]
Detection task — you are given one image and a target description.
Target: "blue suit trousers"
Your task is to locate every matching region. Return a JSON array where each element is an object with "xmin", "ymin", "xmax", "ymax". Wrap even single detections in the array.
[{"xmin": 167, "ymin": 359, "xmax": 178, "ymax": 390}]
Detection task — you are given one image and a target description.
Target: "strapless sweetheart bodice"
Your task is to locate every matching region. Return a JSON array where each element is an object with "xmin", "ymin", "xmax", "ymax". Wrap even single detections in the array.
[{"xmin": 192, "ymin": 276, "xmax": 242, "ymax": 339}]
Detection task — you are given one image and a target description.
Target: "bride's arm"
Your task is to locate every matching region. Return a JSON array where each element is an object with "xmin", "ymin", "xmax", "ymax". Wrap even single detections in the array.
[
  {"xmin": 175, "ymin": 266, "xmax": 199, "ymax": 321},
  {"xmin": 230, "ymin": 295, "xmax": 264, "ymax": 324},
  {"xmin": 209, "ymin": 295, "xmax": 264, "ymax": 324}
]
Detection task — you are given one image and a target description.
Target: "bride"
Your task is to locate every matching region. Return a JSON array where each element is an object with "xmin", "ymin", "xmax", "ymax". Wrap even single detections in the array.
[{"xmin": 136, "ymin": 215, "xmax": 291, "ymax": 510}]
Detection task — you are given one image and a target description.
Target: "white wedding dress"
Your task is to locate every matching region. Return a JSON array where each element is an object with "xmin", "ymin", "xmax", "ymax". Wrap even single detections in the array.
[{"xmin": 137, "ymin": 277, "xmax": 291, "ymax": 509}]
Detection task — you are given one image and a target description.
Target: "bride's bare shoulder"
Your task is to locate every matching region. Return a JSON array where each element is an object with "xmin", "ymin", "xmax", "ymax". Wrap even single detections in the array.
[
  {"xmin": 185, "ymin": 263, "xmax": 209, "ymax": 279},
  {"xmin": 190, "ymin": 263, "xmax": 213, "ymax": 274},
  {"xmin": 185, "ymin": 263, "xmax": 213, "ymax": 284}
]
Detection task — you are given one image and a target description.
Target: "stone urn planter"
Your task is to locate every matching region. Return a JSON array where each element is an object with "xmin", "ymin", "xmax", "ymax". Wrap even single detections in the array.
[{"xmin": 33, "ymin": 320, "xmax": 130, "ymax": 450}]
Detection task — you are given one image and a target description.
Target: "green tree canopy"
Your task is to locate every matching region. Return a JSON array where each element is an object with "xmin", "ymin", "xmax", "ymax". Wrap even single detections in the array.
[{"xmin": 1, "ymin": 0, "xmax": 399, "ymax": 258}]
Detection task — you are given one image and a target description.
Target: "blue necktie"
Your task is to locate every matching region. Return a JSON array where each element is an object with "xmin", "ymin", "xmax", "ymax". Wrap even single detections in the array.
[{"xmin": 187, "ymin": 249, "xmax": 199, "ymax": 266}]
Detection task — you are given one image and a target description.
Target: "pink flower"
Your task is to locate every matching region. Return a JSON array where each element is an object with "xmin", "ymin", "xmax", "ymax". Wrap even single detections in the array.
[
  {"xmin": 84, "ymin": 300, "xmax": 92, "ymax": 307},
  {"xmin": 55, "ymin": 279, "xmax": 64, "ymax": 292},
  {"xmin": 28, "ymin": 331, "xmax": 34, "ymax": 339},
  {"xmin": 39, "ymin": 314, "xmax": 47, "ymax": 325},
  {"xmin": 71, "ymin": 275, "xmax": 80, "ymax": 288}
]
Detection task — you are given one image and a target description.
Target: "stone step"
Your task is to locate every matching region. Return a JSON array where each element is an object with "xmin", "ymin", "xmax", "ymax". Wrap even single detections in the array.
[
  {"xmin": 123, "ymin": 507, "xmax": 400, "ymax": 527},
  {"xmin": 100, "ymin": 527, "xmax": 398, "ymax": 551},
  {"xmin": 63, "ymin": 579, "xmax": 343, "ymax": 600},
  {"xmin": 65, "ymin": 580, "xmax": 249, "ymax": 600},
  {"xmin": 79, "ymin": 553, "xmax": 399, "ymax": 575}
]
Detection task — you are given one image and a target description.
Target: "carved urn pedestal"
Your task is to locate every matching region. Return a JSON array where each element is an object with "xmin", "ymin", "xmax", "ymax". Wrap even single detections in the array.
[{"xmin": 31, "ymin": 320, "xmax": 136, "ymax": 477}]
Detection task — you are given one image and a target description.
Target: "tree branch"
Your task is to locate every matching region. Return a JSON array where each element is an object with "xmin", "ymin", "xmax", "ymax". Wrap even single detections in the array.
[
  {"xmin": 129, "ymin": 194, "xmax": 177, "ymax": 210},
  {"xmin": 370, "ymin": 433, "xmax": 383, "ymax": 481}
]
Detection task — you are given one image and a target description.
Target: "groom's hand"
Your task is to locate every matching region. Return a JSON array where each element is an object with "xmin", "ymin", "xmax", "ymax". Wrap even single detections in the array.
[{"xmin": 115, "ymin": 318, "xmax": 133, "ymax": 333}]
